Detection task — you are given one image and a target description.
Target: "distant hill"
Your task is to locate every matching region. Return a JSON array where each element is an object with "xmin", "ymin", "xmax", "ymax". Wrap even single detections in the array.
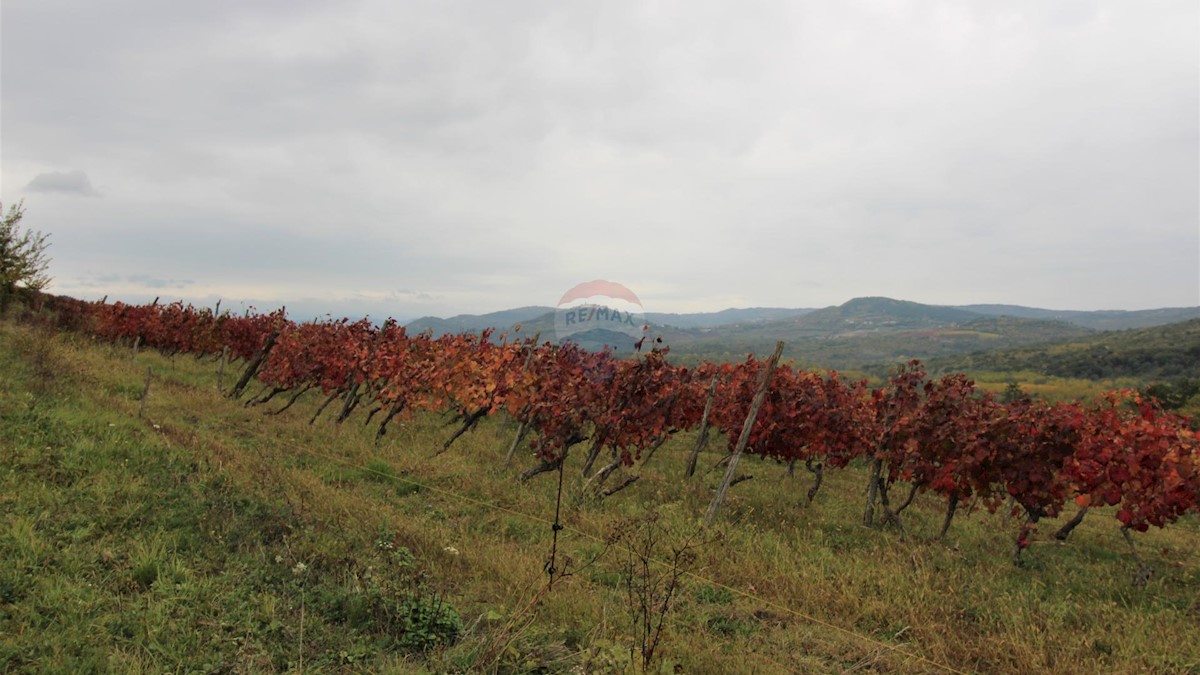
[
  {"xmin": 402, "ymin": 297, "xmax": 1199, "ymax": 371},
  {"xmin": 558, "ymin": 327, "xmax": 645, "ymax": 353},
  {"xmin": 928, "ymin": 319, "xmax": 1200, "ymax": 381},
  {"xmin": 405, "ymin": 297, "xmax": 1199, "ymax": 337},
  {"xmin": 955, "ymin": 315, "xmax": 1094, "ymax": 343},
  {"xmin": 789, "ymin": 297, "xmax": 981, "ymax": 333},
  {"xmin": 657, "ymin": 298, "xmax": 1093, "ymax": 365},
  {"xmin": 406, "ymin": 306, "xmax": 815, "ymax": 336},
  {"xmin": 955, "ymin": 304, "xmax": 1200, "ymax": 331},
  {"xmin": 405, "ymin": 306, "xmax": 554, "ymax": 337}
]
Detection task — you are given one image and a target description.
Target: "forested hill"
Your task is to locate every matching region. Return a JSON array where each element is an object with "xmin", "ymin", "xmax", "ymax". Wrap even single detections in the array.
[
  {"xmin": 928, "ymin": 319, "xmax": 1200, "ymax": 380},
  {"xmin": 956, "ymin": 304, "xmax": 1200, "ymax": 331}
]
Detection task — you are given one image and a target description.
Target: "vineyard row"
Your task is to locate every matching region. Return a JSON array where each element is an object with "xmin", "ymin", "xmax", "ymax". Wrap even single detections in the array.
[{"xmin": 21, "ymin": 295, "xmax": 1200, "ymax": 566}]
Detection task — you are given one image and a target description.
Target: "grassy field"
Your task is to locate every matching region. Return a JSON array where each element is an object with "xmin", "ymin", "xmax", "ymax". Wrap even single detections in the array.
[{"xmin": 1, "ymin": 320, "xmax": 1198, "ymax": 673}]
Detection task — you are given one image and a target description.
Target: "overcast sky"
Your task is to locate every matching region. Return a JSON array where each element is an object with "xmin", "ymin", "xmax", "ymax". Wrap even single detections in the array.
[{"xmin": 2, "ymin": 0, "xmax": 1197, "ymax": 320}]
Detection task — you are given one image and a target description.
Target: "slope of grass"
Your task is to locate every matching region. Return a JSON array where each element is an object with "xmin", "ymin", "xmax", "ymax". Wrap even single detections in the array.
[
  {"xmin": 2, "ymin": 320, "xmax": 1198, "ymax": 673},
  {"xmin": 0, "ymin": 326, "xmax": 459, "ymax": 673}
]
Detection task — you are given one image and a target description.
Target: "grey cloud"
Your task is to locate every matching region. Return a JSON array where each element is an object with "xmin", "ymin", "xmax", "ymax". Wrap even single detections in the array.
[
  {"xmin": 125, "ymin": 274, "xmax": 194, "ymax": 290},
  {"xmin": 25, "ymin": 170, "xmax": 99, "ymax": 196},
  {"xmin": 74, "ymin": 273, "xmax": 123, "ymax": 288},
  {"xmin": 2, "ymin": 0, "xmax": 1196, "ymax": 314}
]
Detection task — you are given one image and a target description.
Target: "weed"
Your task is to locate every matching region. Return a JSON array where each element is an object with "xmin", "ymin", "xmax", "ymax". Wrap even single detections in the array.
[{"xmin": 607, "ymin": 511, "xmax": 705, "ymax": 672}]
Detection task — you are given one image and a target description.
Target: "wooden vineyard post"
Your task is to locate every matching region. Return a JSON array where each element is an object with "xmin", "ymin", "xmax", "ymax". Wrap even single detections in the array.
[
  {"xmin": 705, "ymin": 341, "xmax": 784, "ymax": 526},
  {"xmin": 334, "ymin": 378, "xmax": 360, "ymax": 423},
  {"xmin": 228, "ymin": 329, "xmax": 279, "ymax": 399},
  {"xmin": 137, "ymin": 366, "xmax": 152, "ymax": 418},
  {"xmin": 504, "ymin": 419, "xmax": 530, "ymax": 466},
  {"xmin": 216, "ymin": 346, "xmax": 228, "ymax": 391},
  {"xmin": 685, "ymin": 374, "xmax": 719, "ymax": 478},
  {"xmin": 864, "ymin": 456, "xmax": 884, "ymax": 526}
]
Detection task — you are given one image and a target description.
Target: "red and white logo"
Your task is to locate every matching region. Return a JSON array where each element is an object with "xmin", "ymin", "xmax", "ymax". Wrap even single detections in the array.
[{"xmin": 554, "ymin": 280, "xmax": 646, "ymax": 345}]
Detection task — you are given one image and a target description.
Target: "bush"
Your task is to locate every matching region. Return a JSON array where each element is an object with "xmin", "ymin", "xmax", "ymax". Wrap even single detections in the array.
[{"xmin": 0, "ymin": 201, "xmax": 52, "ymax": 309}]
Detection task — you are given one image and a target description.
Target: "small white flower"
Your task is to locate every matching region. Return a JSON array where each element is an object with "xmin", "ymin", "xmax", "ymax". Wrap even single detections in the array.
[
  {"xmin": 152, "ymin": 424, "xmax": 161, "ymax": 430},
  {"xmin": 292, "ymin": 562, "xmax": 308, "ymax": 575},
  {"xmin": 443, "ymin": 546, "xmax": 459, "ymax": 556},
  {"xmin": 275, "ymin": 555, "xmax": 284, "ymax": 564}
]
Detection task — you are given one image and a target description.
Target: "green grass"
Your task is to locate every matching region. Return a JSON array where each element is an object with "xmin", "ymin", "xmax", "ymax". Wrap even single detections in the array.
[
  {"xmin": 1, "ymin": 319, "xmax": 1198, "ymax": 673},
  {"xmin": 0, "ymin": 325, "xmax": 457, "ymax": 673}
]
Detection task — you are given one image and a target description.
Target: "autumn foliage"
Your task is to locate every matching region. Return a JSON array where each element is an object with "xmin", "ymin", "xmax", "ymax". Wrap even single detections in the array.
[{"xmin": 46, "ymin": 298, "xmax": 1200, "ymax": 557}]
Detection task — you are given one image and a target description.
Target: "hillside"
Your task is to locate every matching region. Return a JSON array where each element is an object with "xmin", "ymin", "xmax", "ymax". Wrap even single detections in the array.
[
  {"xmin": 3, "ymin": 318, "xmax": 1199, "ymax": 673},
  {"xmin": 661, "ymin": 299, "xmax": 1096, "ymax": 368},
  {"xmin": 957, "ymin": 304, "xmax": 1200, "ymax": 331},
  {"xmin": 2, "ymin": 317, "xmax": 1199, "ymax": 673},
  {"xmin": 405, "ymin": 305, "xmax": 554, "ymax": 336},
  {"xmin": 797, "ymin": 296, "xmax": 982, "ymax": 331},
  {"xmin": 930, "ymin": 318, "xmax": 1200, "ymax": 381}
]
